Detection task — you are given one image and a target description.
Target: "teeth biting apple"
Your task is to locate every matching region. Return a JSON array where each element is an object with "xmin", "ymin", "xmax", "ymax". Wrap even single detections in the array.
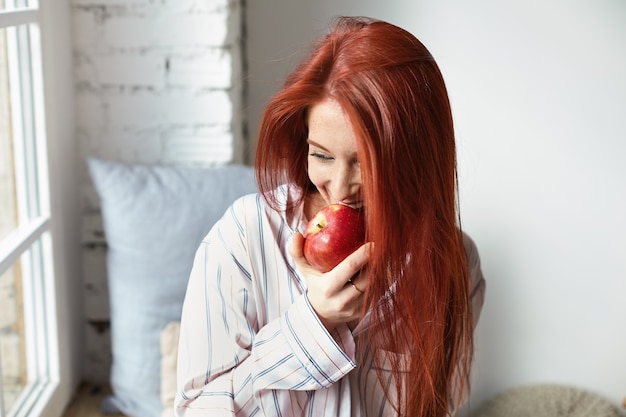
[{"xmin": 303, "ymin": 204, "xmax": 366, "ymax": 272}]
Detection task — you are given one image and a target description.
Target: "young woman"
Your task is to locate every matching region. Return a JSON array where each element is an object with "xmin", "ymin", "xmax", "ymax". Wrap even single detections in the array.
[{"xmin": 175, "ymin": 16, "xmax": 486, "ymax": 417}]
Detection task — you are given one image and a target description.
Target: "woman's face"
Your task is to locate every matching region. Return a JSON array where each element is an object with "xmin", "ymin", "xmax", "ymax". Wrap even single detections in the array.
[{"xmin": 307, "ymin": 98, "xmax": 362, "ymax": 209}]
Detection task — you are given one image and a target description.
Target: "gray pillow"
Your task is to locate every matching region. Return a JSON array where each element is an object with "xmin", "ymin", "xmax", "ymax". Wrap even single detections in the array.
[{"xmin": 87, "ymin": 158, "xmax": 257, "ymax": 417}]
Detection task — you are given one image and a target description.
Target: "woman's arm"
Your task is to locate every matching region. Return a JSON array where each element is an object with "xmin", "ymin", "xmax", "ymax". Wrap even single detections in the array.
[{"xmin": 174, "ymin": 198, "xmax": 357, "ymax": 416}]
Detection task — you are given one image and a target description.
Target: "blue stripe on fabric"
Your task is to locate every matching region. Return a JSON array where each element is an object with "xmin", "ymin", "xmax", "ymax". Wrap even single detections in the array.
[
  {"xmin": 284, "ymin": 309, "xmax": 333, "ymax": 385},
  {"xmin": 199, "ymin": 391, "xmax": 235, "ymax": 398},
  {"xmin": 243, "ymin": 288, "xmax": 255, "ymax": 340},
  {"xmin": 253, "ymin": 328, "xmax": 281, "ymax": 348},
  {"xmin": 230, "ymin": 203, "xmax": 245, "ymax": 236},
  {"xmin": 216, "ymin": 263, "xmax": 230, "ymax": 337},
  {"xmin": 289, "ymin": 376, "xmax": 313, "ymax": 390},
  {"xmin": 234, "ymin": 374, "xmax": 252, "ymax": 399},
  {"xmin": 272, "ymin": 389, "xmax": 283, "ymax": 417},
  {"xmin": 217, "ymin": 228, "xmax": 252, "ymax": 281},
  {"xmin": 307, "ymin": 392, "xmax": 315, "ymax": 417},
  {"xmin": 231, "ymin": 254, "xmax": 252, "ymax": 281},
  {"xmin": 203, "ymin": 243, "xmax": 214, "ymax": 383},
  {"xmin": 252, "ymin": 353, "xmax": 295, "ymax": 383},
  {"xmin": 255, "ymin": 194, "xmax": 269, "ymax": 303},
  {"xmin": 301, "ymin": 298, "xmax": 354, "ymax": 364},
  {"xmin": 334, "ymin": 379, "xmax": 343, "ymax": 417},
  {"xmin": 286, "ymin": 258, "xmax": 305, "ymax": 293}
]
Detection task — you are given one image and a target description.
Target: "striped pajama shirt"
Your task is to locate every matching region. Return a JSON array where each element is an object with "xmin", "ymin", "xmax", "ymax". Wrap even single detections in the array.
[{"xmin": 175, "ymin": 186, "xmax": 486, "ymax": 417}]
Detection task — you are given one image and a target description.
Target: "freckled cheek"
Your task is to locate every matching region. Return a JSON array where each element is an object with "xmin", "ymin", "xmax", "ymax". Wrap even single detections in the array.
[{"xmin": 307, "ymin": 163, "xmax": 330, "ymax": 190}]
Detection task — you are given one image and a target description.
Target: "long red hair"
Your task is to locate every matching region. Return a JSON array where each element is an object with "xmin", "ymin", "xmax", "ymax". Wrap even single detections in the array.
[{"xmin": 256, "ymin": 16, "xmax": 473, "ymax": 417}]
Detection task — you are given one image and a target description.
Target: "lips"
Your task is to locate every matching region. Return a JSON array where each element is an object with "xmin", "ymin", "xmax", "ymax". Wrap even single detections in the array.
[
  {"xmin": 325, "ymin": 190, "xmax": 363, "ymax": 210},
  {"xmin": 340, "ymin": 201, "xmax": 363, "ymax": 210}
]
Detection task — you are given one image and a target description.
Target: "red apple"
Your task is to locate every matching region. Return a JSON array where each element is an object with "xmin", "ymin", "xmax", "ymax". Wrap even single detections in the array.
[{"xmin": 303, "ymin": 204, "xmax": 366, "ymax": 272}]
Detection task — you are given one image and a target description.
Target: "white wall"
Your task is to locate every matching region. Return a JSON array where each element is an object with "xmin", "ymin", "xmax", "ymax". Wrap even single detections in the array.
[{"xmin": 246, "ymin": 0, "xmax": 626, "ymax": 408}]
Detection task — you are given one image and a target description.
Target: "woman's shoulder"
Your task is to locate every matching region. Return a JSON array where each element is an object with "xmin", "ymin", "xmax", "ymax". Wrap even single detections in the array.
[
  {"xmin": 461, "ymin": 232, "xmax": 479, "ymax": 263},
  {"xmin": 227, "ymin": 184, "xmax": 303, "ymax": 229},
  {"xmin": 461, "ymin": 231, "xmax": 486, "ymax": 300},
  {"xmin": 230, "ymin": 191, "xmax": 262, "ymax": 209},
  {"xmin": 229, "ymin": 185, "xmax": 288, "ymax": 214}
]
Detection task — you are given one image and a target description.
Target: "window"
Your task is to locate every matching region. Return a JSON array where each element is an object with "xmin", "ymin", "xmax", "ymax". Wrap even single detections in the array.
[{"xmin": 0, "ymin": 1, "xmax": 73, "ymax": 416}]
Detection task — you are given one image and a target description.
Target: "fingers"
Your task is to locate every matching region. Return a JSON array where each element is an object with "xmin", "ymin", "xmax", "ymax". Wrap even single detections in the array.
[
  {"xmin": 333, "ymin": 242, "xmax": 372, "ymax": 283},
  {"xmin": 289, "ymin": 234, "xmax": 372, "ymax": 331},
  {"xmin": 288, "ymin": 232, "xmax": 305, "ymax": 259},
  {"xmin": 289, "ymin": 232, "xmax": 323, "ymax": 279},
  {"xmin": 333, "ymin": 242, "xmax": 372, "ymax": 295}
]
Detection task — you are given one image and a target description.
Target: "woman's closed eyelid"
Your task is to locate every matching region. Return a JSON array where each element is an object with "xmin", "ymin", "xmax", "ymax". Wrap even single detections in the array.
[
  {"xmin": 311, "ymin": 152, "xmax": 334, "ymax": 162},
  {"xmin": 309, "ymin": 151, "xmax": 334, "ymax": 161}
]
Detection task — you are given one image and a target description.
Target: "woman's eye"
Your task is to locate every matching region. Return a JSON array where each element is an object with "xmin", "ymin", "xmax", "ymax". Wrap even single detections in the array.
[{"xmin": 309, "ymin": 152, "xmax": 333, "ymax": 161}]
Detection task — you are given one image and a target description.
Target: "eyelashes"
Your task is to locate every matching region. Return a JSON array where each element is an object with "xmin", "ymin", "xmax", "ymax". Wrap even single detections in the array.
[
  {"xmin": 309, "ymin": 152, "xmax": 360, "ymax": 169},
  {"xmin": 309, "ymin": 152, "xmax": 333, "ymax": 161}
]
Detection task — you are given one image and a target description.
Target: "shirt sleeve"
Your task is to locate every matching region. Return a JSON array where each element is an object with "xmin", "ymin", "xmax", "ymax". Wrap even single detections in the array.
[{"xmin": 174, "ymin": 198, "xmax": 356, "ymax": 417}]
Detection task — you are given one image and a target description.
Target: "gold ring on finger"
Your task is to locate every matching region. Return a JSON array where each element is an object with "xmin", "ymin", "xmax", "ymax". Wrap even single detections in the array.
[{"xmin": 347, "ymin": 279, "xmax": 364, "ymax": 294}]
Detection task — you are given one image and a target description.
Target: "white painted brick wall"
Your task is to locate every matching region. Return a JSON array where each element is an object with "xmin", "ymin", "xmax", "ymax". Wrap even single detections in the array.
[
  {"xmin": 167, "ymin": 51, "xmax": 232, "ymax": 88},
  {"xmin": 74, "ymin": 0, "xmax": 245, "ymax": 382},
  {"xmin": 107, "ymin": 90, "xmax": 232, "ymax": 126},
  {"xmin": 73, "ymin": 0, "xmax": 243, "ymax": 167},
  {"xmin": 102, "ymin": 14, "xmax": 229, "ymax": 48}
]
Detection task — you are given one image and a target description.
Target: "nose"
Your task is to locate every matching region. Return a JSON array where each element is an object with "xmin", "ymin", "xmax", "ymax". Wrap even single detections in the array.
[{"xmin": 330, "ymin": 163, "xmax": 361, "ymax": 204}]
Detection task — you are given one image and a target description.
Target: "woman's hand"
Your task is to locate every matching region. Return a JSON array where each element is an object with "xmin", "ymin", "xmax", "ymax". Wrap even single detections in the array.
[{"xmin": 289, "ymin": 232, "xmax": 372, "ymax": 332}]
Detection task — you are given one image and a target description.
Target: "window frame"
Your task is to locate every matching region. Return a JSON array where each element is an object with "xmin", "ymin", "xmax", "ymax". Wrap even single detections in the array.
[{"xmin": 0, "ymin": 1, "xmax": 79, "ymax": 417}]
